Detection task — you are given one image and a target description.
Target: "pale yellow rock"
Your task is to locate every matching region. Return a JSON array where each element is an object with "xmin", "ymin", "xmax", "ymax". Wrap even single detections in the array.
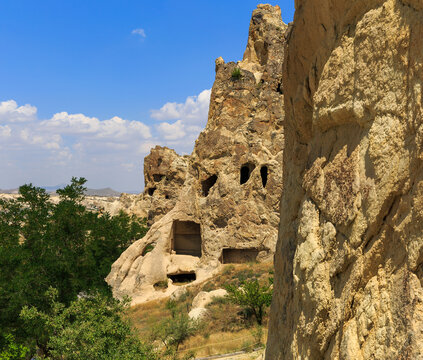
[
  {"xmin": 266, "ymin": 0, "xmax": 423, "ymax": 359},
  {"xmin": 107, "ymin": 5, "xmax": 287, "ymax": 305},
  {"xmin": 188, "ymin": 307, "xmax": 208, "ymax": 320},
  {"xmin": 191, "ymin": 289, "xmax": 227, "ymax": 309}
]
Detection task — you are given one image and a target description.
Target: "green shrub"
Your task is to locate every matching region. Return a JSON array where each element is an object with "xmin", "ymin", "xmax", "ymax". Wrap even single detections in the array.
[
  {"xmin": 233, "ymin": 269, "xmax": 255, "ymax": 282},
  {"xmin": 142, "ymin": 243, "xmax": 155, "ymax": 256},
  {"xmin": 20, "ymin": 288, "xmax": 155, "ymax": 360},
  {"xmin": 151, "ymin": 313, "xmax": 198, "ymax": 354},
  {"xmin": 225, "ymin": 278, "xmax": 272, "ymax": 325},
  {"xmin": 0, "ymin": 333, "xmax": 29, "ymax": 360},
  {"xmin": 222, "ymin": 264, "xmax": 235, "ymax": 275},
  {"xmin": 209, "ymin": 296, "xmax": 230, "ymax": 306},
  {"xmin": 154, "ymin": 280, "xmax": 169, "ymax": 290},
  {"xmin": 231, "ymin": 67, "xmax": 242, "ymax": 79}
]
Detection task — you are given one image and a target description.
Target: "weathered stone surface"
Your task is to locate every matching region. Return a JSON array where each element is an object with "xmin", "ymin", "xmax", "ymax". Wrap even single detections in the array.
[
  {"xmin": 191, "ymin": 289, "xmax": 227, "ymax": 309},
  {"xmin": 188, "ymin": 307, "xmax": 209, "ymax": 321},
  {"xmin": 129, "ymin": 146, "xmax": 190, "ymax": 225},
  {"xmin": 106, "ymin": 5, "xmax": 287, "ymax": 305},
  {"xmin": 266, "ymin": 1, "xmax": 423, "ymax": 359}
]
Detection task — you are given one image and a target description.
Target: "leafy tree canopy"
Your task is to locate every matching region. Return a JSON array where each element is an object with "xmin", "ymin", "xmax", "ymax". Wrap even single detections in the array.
[
  {"xmin": 225, "ymin": 278, "xmax": 273, "ymax": 325},
  {"xmin": 0, "ymin": 178, "xmax": 148, "ymax": 352},
  {"xmin": 20, "ymin": 288, "xmax": 155, "ymax": 360}
]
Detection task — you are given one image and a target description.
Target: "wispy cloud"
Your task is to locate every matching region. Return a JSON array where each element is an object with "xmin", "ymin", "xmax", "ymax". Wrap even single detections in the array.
[{"xmin": 131, "ymin": 28, "xmax": 146, "ymax": 38}]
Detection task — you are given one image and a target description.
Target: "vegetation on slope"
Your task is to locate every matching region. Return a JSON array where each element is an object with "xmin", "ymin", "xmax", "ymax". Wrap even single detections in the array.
[{"xmin": 130, "ymin": 263, "xmax": 274, "ymax": 358}]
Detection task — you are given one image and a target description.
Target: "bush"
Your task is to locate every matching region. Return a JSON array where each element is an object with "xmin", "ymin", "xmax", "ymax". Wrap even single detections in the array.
[
  {"xmin": 151, "ymin": 299, "xmax": 199, "ymax": 359},
  {"xmin": 231, "ymin": 67, "xmax": 242, "ymax": 79},
  {"xmin": 0, "ymin": 333, "xmax": 29, "ymax": 360},
  {"xmin": 222, "ymin": 264, "xmax": 235, "ymax": 276},
  {"xmin": 20, "ymin": 288, "xmax": 155, "ymax": 360},
  {"xmin": 142, "ymin": 243, "xmax": 155, "ymax": 256},
  {"xmin": 225, "ymin": 279, "xmax": 272, "ymax": 325},
  {"xmin": 154, "ymin": 280, "xmax": 169, "ymax": 290},
  {"xmin": 151, "ymin": 313, "xmax": 198, "ymax": 354}
]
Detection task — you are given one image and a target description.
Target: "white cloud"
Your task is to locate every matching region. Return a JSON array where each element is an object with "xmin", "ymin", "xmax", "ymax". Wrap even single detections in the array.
[
  {"xmin": 0, "ymin": 91, "xmax": 211, "ymax": 191},
  {"xmin": 132, "ymin": 28, "xmax": 146, "ymax": 38},
  {"xmin": 157, "ymin": 120, "xmax": 186, "ymax": 140},
  {"xmin": 152, "ymin": 89, "xmax": 211, "ymax": 150},
  {"xmin": 151, "ymin": 89, "xmax": 211, "ymax": 124},
  {"xmin": 0, "ymin": 125, "xmax": 11, "ymax": 138},
  {"xmin": 0, "ymin": 99, "xmax": 155, "ymax": 191},
  {"xmin": 42, "ymin": 113, "xmax": 151, "ymax": 140},
  {"xmin": 0, "ymin": 100, "xmax": 37, "ymax": 123}
]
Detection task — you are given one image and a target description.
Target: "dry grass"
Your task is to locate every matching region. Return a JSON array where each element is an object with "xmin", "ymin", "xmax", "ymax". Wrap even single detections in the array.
[
  {"xmin": 128, "ymin": 261, "xmax": 274, "ymax": 356},
  {"xmin": 179, "ymin": 328, "xmax": 266, "ymax": 358}
]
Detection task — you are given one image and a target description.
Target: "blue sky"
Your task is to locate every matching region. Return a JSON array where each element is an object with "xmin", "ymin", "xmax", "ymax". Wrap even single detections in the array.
[{"xmin": 0, "ymin": 1, "xmax": 294, "ymax": 192}]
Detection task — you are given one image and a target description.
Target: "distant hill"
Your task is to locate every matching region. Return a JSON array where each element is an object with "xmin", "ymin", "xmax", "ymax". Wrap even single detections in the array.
[
  {"xmin": 0, "ymin": 186, "xmax": 122, "ymax": 197},
  {"xmin": 0, "ymin": 188, "xmax": 19, "ymax": 194},
  {"xmin": 83, "ymin": 188, "xmax": 121, "ymax": 197}
]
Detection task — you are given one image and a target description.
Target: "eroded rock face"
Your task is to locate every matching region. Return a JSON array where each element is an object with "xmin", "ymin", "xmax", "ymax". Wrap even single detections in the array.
[
  {"xmin": 139, "ymin": 146, "xmax": 189, "ymax": 224},
  {"xmin": 267, "ymin": 1, "xmax": 423, "ymax": 359},
  {"xmin": 106, "ymin": 4, "xmax": 287, "ymax": 304}
]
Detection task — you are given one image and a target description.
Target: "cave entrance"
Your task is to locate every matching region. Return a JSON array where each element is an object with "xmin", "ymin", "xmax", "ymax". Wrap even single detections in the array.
[
  {"xmin": 240, "ymin": 163, "xmax": 255, "ymax": 185},
  {"xmin": 202, "ymin": 175, "xmax": 218, "ymax": 197},
  {"xmin": 220, "ymin": 248, "xmax": 259, "ymax": 264},
  {"xmin": 260, "ymin": 166, "xmax": 268, "ymax": 188},
  {"xmin": 168, "ymin": 272, "xmax": 196, "ymax": 285},
  {"xmin": 148, "ymin": 187, "xmax": 156, "ymax": 196},
  {"xmin": 171, "ymin": 220, "xmax": 202, "ymax": 257},
  {"xmin": 153, "ymin": 174, "xmax": 166, "ymax": 182}
]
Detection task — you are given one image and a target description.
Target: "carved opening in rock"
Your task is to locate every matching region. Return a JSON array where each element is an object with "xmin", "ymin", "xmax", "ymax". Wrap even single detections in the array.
[
  {"xmin": 148, "ymin": 187, "xmax": 156, "ymax": 196},
  {"xmin": 153, "ymin": 174, "xmax": 165, "ymax": 182},
  {"xmin": 167, "ymin": 272, "xmax": 196, "ymax": 285},
  {"xmin": 202, "ymin": 175, "xmax": 218, "ymax": 197},
  {"xmin": 277, "ymin": 82, "xmax": 283, "ymax": 94},
  {"xmin": 157, "ymin": 158, "xmax": 162, "ymax": 167},
  {"xmin": 260, "ymin": 166, "xmax": 268, "ymax": 188},
  {"xmin": 165, "ymin": 194, "xmax": 170, "ymax": 199},
  {"xmin": 171, "ymin": 220, "xmax": 202, "ymax": 257},
  {"xmin": 220, "ymin": 248, "xmax": 259, "ymax": 264},
  {"xmin": 240, "ymin": 163, "xmax": 255, "ymax": 185}
]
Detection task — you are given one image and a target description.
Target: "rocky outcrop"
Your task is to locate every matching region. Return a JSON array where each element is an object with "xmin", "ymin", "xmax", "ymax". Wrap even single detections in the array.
[
  {"xmin": 91, "ymin": 146, "xmax": 189, "ymax": 222},
  {"xmin": 267, "ymin": 1, "xmax": 423, "ymax": 359},
  {"xmin": 188, "ymin": 288, "xmax": 227, "ymax": 320},
  {"xmin": 141, "ymin": 146, "xmax": 189, "ymax": 224},
  {"xmin": 106, "ymin": 4, "xmax": 287, "ymax": 304}
]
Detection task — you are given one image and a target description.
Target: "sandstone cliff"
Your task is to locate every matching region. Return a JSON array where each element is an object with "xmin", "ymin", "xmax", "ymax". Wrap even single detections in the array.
[
  {"xmin": 267, "ymin": 0, "xmax": 423, "ymax": 359},
  {"xmin": 124, "ymin": 146, "xmax": 189, "ymax": 224},
  {"xmin": 106, "ymin": 4, "xmax": 287, "ymax": 304}
]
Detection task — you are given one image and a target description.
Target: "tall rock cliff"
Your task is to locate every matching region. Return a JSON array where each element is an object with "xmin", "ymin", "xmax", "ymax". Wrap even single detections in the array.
[
  {"xmin": 106, "ymin": 5, "xmax": 287, "ymax": 304},
  {"xmin": 267, "ymin": 0, "xmax": 423, "ymax": 359}
]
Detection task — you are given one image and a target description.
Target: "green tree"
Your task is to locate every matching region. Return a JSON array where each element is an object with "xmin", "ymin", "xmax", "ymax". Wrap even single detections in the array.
[
  {"xmin": 225, "ymin": 279, "xmax": 272, "ymax": 325},
  {"xmin": 0, "ymin": 178, "xmax": 148, "ymax": 346},
  {"xmin": 151, "ymin": 301, "xmax": 197, "ymax": 359},
  {"xmin": 20, "ymin": 288, "xmax": 155, "ymax": 360},
  {"xmin": 0, "ymin": 333, "xmax": 29, "ymax": 360}
]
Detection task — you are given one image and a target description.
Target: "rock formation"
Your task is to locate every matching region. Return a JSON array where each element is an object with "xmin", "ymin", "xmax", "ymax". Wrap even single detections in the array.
[
  {"xmin": 92, "ymin": 146, "xmax": 189, "ymax": 221},
  {"xmin": 140, "ymin": 146, "xmax": 189, "ymax": 224},
  {"xmin": 267, "ymin": 0, "xmax": 423, "ymax": 359},
  {"xmin": 106, "ymin": 4, "xmax": 287, "ymax": 304}
]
